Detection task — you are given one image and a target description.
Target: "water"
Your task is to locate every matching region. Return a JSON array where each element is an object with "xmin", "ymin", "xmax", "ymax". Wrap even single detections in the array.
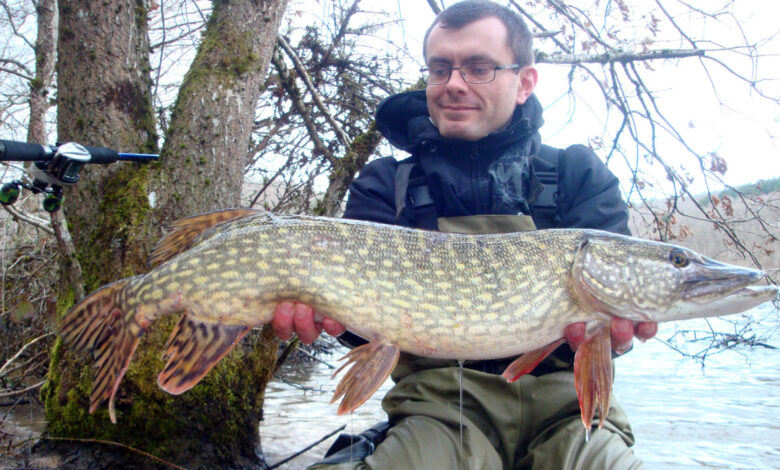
[
  {"xmin": 261, "ymin": 306, "xmax": 780, "ymax": 469},
  {"xmin": 2, "ymin": 307, "xmax": 777, "ymax": 469}
]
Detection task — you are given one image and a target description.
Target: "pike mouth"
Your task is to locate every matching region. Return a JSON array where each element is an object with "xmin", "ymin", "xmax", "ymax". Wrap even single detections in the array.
[
  {"xmin": 728, "ymin": 285, "xmax": 778, "ymax": 302},
  {"xmin": 681, "ymin": 264, "xmax": 766, "ymax": 303}
]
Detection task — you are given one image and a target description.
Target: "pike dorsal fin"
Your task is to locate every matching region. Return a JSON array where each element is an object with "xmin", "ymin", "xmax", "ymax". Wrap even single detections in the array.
[
  {"xmin": 149, "ymin": 208, "xmax": 262, "ymax": 267},
  {"xmin": 331, "ymin": 340, "xmax": 400, "ymax": 415},
  {"xmin": 157, "ymin": 314, "xmax": 251, "ymax": 395}
]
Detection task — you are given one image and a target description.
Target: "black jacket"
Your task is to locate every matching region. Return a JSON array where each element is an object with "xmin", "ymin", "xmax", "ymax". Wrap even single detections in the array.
[
  {"xmin": 340, "ymin": 90, "xmax": 630, "ymax": 372},
  {"xmin": 344, "ymin": 90, "xmax": 630, "ymax": 234}
]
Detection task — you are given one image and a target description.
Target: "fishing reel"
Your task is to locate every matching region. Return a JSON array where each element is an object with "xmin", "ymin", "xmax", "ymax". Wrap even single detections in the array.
[{"xmin": 0, "ymin": 139, "xmax": 158, "ymax": 213}]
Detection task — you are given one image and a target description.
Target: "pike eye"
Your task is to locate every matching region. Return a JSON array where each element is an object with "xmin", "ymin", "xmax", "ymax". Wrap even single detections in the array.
[{"xmin": 669, "ymin": 249, "xmax": 690, "ymax": 268}]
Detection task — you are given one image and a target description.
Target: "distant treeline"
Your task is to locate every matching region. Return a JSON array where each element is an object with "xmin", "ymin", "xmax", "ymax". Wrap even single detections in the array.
[{"xmin": 697, "ymin": 176, "xmax": 780, "ymax": 206}]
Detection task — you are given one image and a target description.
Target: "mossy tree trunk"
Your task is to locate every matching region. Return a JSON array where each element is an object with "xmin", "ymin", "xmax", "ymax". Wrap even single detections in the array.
[
  {"xmin": 153, "ymin": 0, "xmax": 289, "ymax": 222},
  {"xmin": 44, "ymin": 0, "xmax": 288, "ymax": 467},
  {"xmin": 315, "ymin": 121, "xmax": 382, "ymax": 217}
]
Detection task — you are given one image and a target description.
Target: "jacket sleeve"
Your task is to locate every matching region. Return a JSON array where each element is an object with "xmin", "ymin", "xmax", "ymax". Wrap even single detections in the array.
[
  {"xmin": 556, "ymin": 145, "xmax": 630, "ymax": 235},
  {"xmin": 342, "ymin": 156, "xmax": 414, "ymax": 227}
]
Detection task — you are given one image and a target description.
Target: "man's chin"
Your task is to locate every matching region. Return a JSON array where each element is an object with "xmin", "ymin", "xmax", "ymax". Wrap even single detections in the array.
[{"xmin": 437, "ymin": 122, "xmax": 486, "ymax": 142}]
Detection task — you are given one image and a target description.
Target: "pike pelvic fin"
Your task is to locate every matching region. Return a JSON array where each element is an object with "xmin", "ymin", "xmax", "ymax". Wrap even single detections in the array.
[
  {"xmin": 501, "ymin": 338, "xmax": 566, "ymax": 382},
  {"xmin": 149, "ymin": 208, "xmax": 262, "ymax": 267},
  {"xmin": 57, "ymin": 277, "xmax": 146, "ymax": 423},
  {"xmin": 331, "ymin": 340, "xmax": 400, "ymax": 415},
  {"xmin": 157, "ymin": 314, "xmax": 251, "ymax": 395},
  {"xmin": 573, "ymin": 323, "xmax": 613, "ymax": 431}
]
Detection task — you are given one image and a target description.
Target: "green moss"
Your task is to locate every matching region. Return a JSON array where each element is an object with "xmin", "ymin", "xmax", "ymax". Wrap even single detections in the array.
[{"xmin": 29, "ymin": 77, "xmax": 44, "ymax": 91}]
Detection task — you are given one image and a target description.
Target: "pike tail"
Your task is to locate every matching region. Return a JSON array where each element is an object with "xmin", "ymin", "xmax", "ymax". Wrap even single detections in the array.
[{"xmin": 58, "ymin": 277, "xmax": 146, "ymax": 423}]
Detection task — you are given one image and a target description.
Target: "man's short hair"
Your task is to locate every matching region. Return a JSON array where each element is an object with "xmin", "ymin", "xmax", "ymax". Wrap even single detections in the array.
[{"xmin": 423, "ymin": 0, "xmax": 534, "ymax": 67}]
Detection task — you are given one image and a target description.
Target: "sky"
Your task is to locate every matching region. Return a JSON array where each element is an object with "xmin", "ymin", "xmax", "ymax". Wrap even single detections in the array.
[{"xmin": 356, "ymin": 0, "xmax": 780, "ymax": 198}]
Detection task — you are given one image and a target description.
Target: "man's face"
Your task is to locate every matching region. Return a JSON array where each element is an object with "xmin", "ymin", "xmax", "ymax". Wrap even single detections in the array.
[{"xmin": 425, "ymin": 17, "xmax": 537, "ymax": 142}]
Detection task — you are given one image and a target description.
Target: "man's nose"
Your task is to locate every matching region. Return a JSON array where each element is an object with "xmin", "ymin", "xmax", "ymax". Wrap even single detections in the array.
[{"xmin": 445, "ymin": 69, "xmax": 469, "ymax": 92}]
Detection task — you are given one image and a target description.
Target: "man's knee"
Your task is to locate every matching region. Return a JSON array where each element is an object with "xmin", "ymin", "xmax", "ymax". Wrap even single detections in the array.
[{"xmin": 309, "ymin": 415, "xmax": 502, "ymax": 470}]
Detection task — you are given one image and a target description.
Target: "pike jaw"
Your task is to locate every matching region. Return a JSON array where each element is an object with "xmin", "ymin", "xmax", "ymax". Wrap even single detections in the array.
[{"xmin": 571, "ymin": 234, "xmax": 778, "ymax": 323}]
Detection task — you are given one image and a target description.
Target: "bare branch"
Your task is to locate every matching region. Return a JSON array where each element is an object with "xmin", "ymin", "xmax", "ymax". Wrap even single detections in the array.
[
  {"xmin": 277, "ymin": 35, "xmax": 351, "ymax": 148},
  {"xmin": 537, "ymin": 48, "xmax": 705, "ymax": 65},
  {"xmin": 2, "ymin": 204, "xmax": 54, "ymax": 235}
]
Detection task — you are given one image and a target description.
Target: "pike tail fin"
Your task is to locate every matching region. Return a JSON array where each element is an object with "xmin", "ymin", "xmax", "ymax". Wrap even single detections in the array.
[
  {"xmin": 58, "ymin": 277, "xmax": 146, "ymax": 423},
  {"xmin": 157, "ymin": 314, "xmax": 251, "ymax": 395},
  {"xmin": 573, "ymin": 323, "xmax": 613, "ymax": 433},
  {"xmin": 149, "ymin": 208, "xmax": 262, "ymax": 267}
]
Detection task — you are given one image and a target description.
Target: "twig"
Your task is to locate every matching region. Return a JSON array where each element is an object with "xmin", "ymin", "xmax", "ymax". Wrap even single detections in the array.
[
  {"xmin": 0, "ymin": 333, "xmax": 53, "ymax": 377},
  {"xmin": 272, "ymin": 336, "xmax": 300, "ymax": 377},
  {"xmin": 294, "ymin": 345, "xmax": 337, "ymax": 369},
  {"xmin": 0, "ymin": 380, "xmax": 45, "ymax": 399},
  {"xmin": 267, "ymin": 424, "xmax": 346, "ymax": 469},
  {"xmin": 276, "ymin": 376, "xmax": 322, "ymax": 392},
  {"xmin": 277, "ymin": 35, "xmax": 351, "ymax": 148},
  {"xmin": 42, "ymin": 436, "xmax": 188, "ymax": 470},
  {"xmin": 1, "ymin": 205, "xmax": 54, "ymax": 236}
]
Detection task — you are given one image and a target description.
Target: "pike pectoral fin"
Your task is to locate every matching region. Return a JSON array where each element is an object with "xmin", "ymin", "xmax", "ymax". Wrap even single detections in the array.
[
  {"xmin": 331, "ymin": 340, "xmax": 400, "ymax": 415},
  {"xmin": 501, "ymin": 338, "xmax": 565, "ymax": 382},
  {"xmin": 157, "ymin": 314, "xmax": 250, "ymax": 394},
  {"xmin": 573, "ymin": 323, "xmax": 612, "ymax": 431}
]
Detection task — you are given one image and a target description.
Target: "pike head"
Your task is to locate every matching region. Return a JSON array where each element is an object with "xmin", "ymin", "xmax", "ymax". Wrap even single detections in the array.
[{"xmin": 571, "ymin": 233, "xmax": 778, "ymax": 323}]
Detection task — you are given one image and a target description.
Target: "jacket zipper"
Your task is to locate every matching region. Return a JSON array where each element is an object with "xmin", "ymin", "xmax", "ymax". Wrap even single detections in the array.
[{"xmin": 469, "ymin": 143, "xmax": 483, "ymax": 213}]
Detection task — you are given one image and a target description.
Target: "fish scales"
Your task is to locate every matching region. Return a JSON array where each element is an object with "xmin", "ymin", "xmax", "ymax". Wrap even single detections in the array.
[
  {"xmin": 58, "ymin": 209, "xmax": 777, "ymax": 425},
  {"xmin": 128, "ymin": 214, "xmax": 587, "ymax": 360}
]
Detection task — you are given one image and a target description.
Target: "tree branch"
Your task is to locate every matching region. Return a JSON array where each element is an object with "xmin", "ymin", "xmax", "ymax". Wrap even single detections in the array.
[
  {"xmin": 2, "ymin": 204, "xmax": 54, "ymax": 235},
  {"xmin": 277, "ymin": 35, "xmax": 351, "ymax": 148},
  {"xmin": 271, "ymin": 50, "xmax": 337, "ymax": 165},
  {"xmin": 537, "ymin": 48, "xmax": 704, "ymax": 65}
]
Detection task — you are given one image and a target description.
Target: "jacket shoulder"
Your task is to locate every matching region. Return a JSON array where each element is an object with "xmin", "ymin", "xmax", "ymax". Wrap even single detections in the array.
[
  {"xmin": 555, "ymin": 144, "xmax": 630, "ymax": 234},
  {"xmin": 343, "ymin": 157, "xmax": 414, "ymax": 226}
]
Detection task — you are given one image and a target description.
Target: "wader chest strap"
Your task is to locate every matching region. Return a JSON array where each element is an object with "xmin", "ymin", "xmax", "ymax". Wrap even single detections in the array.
[
  {"xmin": 395, "ymin": 160, "xmax": 438, "ymax": 230},
  {"xmin": 530, "ymin": 145, "xmax": 562, "ymax": 227}
]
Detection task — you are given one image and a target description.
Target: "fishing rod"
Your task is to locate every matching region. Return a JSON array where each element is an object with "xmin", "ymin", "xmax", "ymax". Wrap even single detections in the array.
[{"xmin": 0, "ymin": 139, "xmax": 159, "ymax": 212}]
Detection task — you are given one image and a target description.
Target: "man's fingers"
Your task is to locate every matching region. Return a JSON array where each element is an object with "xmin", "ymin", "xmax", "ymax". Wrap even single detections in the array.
[
  {"xmin": 564, "ymin": 323, "xmax": 586, "ymax": 351},
  {"xmin": 272, "ymin": 301, "xmax": 295, "ymax": 340},
  {"xmin": 323, "ymin": 317, "xmax": 346, "ymax": 336},
  {"xmin": 611, "ymin": 317, "xmax": 634, "ymax": 355},
  {"xmin": 293, "ymin": 302, "xmax": 322, "ymax": 344},
  {"xmin": 635, "ymin": 321, "xmax": 658, "ymax": 341}
]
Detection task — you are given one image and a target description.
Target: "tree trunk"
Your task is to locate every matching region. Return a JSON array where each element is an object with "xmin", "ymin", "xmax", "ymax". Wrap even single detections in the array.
[
  {"xmin": 154, "ymin": 0, "xmax": 289, "ymax": 224},
  {"xmin": 28, "ymin": 0, "xmax": 57, "ymax": 145},
  {"xmin": 44, "ymin": 0, "xmax": 288, "ymax": 467},
  {"xmin": 315, "ymin": 122, "xmax": 381, "ymax": 217}
]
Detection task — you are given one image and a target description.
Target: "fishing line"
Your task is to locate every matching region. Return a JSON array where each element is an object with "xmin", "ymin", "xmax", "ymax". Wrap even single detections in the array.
[{"xmin": 458, "ymin": 359, "xmax": 465, "ymax": 470}]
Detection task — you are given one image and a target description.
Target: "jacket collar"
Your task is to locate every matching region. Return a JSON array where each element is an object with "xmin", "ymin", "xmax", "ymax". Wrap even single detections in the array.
[{"xmin": 375, "ymin": 89, "xmax": 545, "ymax": 156}]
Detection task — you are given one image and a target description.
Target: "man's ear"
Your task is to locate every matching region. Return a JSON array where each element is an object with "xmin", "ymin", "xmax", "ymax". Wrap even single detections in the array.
[{"xmin": 516, "ymin": 66, "xmax": 538, "ymax": 105}]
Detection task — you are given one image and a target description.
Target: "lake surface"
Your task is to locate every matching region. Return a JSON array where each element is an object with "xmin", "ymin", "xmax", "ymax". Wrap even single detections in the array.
[{"xmin": 260, "ymin": 305, "xmax": 780, "ymax": 469}]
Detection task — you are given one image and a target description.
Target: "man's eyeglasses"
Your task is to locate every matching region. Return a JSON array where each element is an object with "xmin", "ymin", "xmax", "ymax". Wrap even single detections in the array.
[{"xmin": 420, "ymin": 63, "xmax": 523, "ymax": 85}]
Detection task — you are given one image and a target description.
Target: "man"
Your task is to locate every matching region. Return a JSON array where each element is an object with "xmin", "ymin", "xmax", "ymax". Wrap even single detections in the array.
[{"xmin": 274, "ymin": 1, "xmax": 656, "ymax": 468}]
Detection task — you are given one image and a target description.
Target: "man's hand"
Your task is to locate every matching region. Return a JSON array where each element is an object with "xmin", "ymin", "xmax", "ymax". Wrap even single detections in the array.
[
  {"xmin": 272, "ymin": 301, "xmax": 346, "ymax": 344},
  {"xmin": 564, "ymin": 318, "xmax": 658, "ymax": 355}
]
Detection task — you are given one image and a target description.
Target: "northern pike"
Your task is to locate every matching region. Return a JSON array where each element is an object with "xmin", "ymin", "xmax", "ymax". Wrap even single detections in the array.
[{"xmin": 58, "ymin": 209, "xmax": 778, "ymax": 429}]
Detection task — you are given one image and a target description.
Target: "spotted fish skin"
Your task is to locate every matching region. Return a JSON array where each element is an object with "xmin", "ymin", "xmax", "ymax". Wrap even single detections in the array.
[
  {"xmin": 58, "ymin": 209, "xmax": 777, "ymax": 424},
  {"xmin": 131, "ymin": 212, "xmax": 587, "ymax": 358}
]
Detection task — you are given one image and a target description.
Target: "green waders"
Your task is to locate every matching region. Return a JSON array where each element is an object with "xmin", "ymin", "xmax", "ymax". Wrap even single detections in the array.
[{"xmin": 309, "ymin": 216, "xmax": 644, "ymax": 470}]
